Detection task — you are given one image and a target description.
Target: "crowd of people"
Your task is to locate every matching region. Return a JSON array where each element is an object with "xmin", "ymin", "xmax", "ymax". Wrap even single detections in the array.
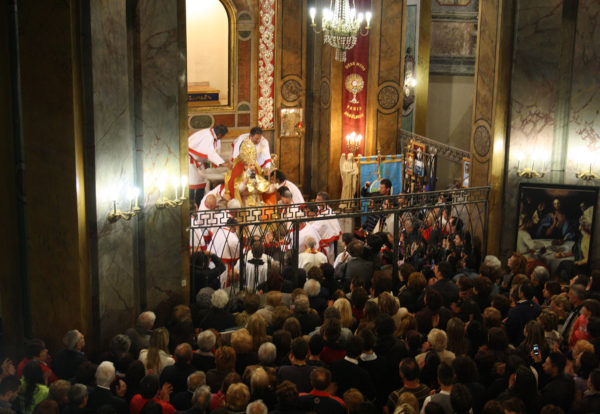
[
  {"xmin": 3, "ymin": 230, "xmax": 600, "ymax": 414},
  {"xmin": 2, "ymin": 127, "xmax": 598, "ymax": 414}
]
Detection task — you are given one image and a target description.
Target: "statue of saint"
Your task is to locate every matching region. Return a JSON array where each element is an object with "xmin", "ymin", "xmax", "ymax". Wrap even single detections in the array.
[{"xmin": 340, "ymin": 153, "xmax": 359, "ymax": 199}]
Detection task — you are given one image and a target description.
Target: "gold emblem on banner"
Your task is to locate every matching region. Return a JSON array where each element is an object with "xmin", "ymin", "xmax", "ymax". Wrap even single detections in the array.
[{"xmin": 345, "ymin": 73, "xmax": 364, "ymax": 104}]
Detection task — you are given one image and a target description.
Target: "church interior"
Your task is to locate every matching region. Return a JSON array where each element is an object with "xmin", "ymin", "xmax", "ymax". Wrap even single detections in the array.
[{"xmin": 1, "ymin": 0, "xmax": 599, "ymax": 360}]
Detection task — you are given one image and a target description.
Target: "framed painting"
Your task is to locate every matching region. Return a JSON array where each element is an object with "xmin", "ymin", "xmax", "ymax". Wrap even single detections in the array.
[
  {"xmin": 280, "ymin": 108, "xmax": 303, "ymax": 137},
  {"xmin": 515, "ymin": 183, "xmax": 599, "ymax": 278},
  {"xmin": 461, "ymin": 157, "xmax": 470, "ymax": 188}
]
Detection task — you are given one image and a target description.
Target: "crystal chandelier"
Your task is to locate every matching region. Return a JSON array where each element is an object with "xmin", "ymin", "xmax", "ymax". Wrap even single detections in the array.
[{"xmin": 309, "ymin": 0, "xmax": 372, "ymax": 62}]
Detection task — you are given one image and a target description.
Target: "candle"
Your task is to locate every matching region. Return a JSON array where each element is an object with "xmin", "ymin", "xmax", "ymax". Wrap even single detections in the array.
[
  {"xmin": 171, "ymin": 176, "xmax": 180, "ymax": 200},
  {"xmin": 129, "ymin": 187, "xmax": 140, "ymax": 209},
  {"xmin": 157, "ymin": 176, "xmax": 166, "ymax": 201},
  {"xmin": 181, "ymin": 175, "xmax": 188, "ymax": 198}
]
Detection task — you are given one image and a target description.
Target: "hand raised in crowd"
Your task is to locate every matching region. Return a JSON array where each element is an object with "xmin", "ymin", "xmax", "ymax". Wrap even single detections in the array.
[
  {"xmin": 159, "ymin": 382, "xmax": 173, "ymax": 402},
  {"xmin": 115, "ymin": 379, "xmax": 127, "ymax": 397}
]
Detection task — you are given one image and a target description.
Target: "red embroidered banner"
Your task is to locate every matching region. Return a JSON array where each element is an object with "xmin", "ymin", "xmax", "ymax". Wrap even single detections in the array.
[{"xmin": 341, "ymin": 0, "xmax": 371, "ymax": 155}]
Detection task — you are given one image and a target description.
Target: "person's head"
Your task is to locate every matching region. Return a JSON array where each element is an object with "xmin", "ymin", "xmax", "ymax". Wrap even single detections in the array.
[
  {"xmin": 347, "ymin": 239, "xmax": 364, "ymax": 258},
  {"xmin": 582, "ymin": 299, "xmax": 600, "ymax": 319},
  {"xmin": 25, "ymin": 339, "xmax": 49, "ymax": 362},
  {"xmin": 289, "ymin": 337, "xmax": 309, "ymax": 362},
  {"xmin": 407, "ymin": 272, "xmax": 427, "ymax": 292},
  {"xmin": 215, "ymin": 346, "xmax": 237, "ymax": 372},
  {"xmin": 550, "ymin": 294, "xmax": 571, "ymax": 316},
  {"xmin": 322, "ymin": 318, "xmax": 342, "ymax": 343},
  {"xmin": 282, "ymin": 317, "xmax": 302, "ymax": 339},
  {"xmin": 588, "ymin": 316, "xmax": 600, "ymax": 339},
  {"xmin": 452, "ymin": 355, "xmax": 478, "ymax": 384},
  {"xmin": 396, "ymin": 393, "xmax": 419, "ymax": 413},
  {"xmin": 174, "ymin": 342, "xmax": 193, "ymax": 364},
  {"xmin": 303, "ymin": 278, "xmax": 321, "ymax": 297},
  {"xmin": 67, "ymin": 383, "xmax": 88, "ymax": 408},
  {"xmin": 487, "ymin": 327, "xmax": 509, "ymax": 351},
  {"xmin": 569, "ymin": 284, "xmax": 586, "ymax": 306},
  {"xmin": 436, "ymin": 262, "xmax": 454, "ymax": 280},
  {"xmin": 204, "ymin": 194, "xmax": 217, "ymax": 210},
  {"xmin": 270, "ymin": 169, "xmax": 286, "ymax": 184},
  {"xmin": 380, "ymin": 178, "xmax": 392, "ymax": 195},
  {"xmin": 196, "ymin": 330, "xmax": 216, "ymax": 353},
  {"xmin": 428, "ymin": 328, "xmax": 448, "ymax": 352},
  {"xmin": 95, "ymin": 361, "xmax": 116, "ymax": 388},
  {"xmin": 482, "ymin": 307, "xmax": 502, "ymax": 329},
  {"xmin": 308, "ymin": 334, "xmax": 324, "ymax": 357},
  {"xmin": 346, "ymin": 335, "xmax": 364, "ymax": 359},
  {"xmin": 508, "ymin": 252, "xmax": 527, "ymax": 274},
  {"xmin": 226, "ymin": 382, "xmax": 250, "ymax": 411},
  {"xmin": 47, "ymin": 380, "xmax": 70, "ymax": 406},
  {"xmin": 213, "ymin": 124, "xmax": 228, "ymax": 139},
  {"xmin": 375, "ymin": 313, "xmax": 396, "ymax": 337},
  {"xmin": 63, "ymin": 329, "xmax": 85, "ymax": 351},
  {"xmin": 399, "ymin": 357, "xmax": 420, "ymax": 381},
  {"xmin": 212, "ymin": 289, "xmax": 229, "ymax": 309},
  {"xmin": 424, "ymin": 289, "xmax": 443, "ymax": 312},
  {"xmin": 334, "ymin": 297, "xmax": 354, "ymax": 328},
  {"xmin": 190, "ymin": 385, "xmax": 211, "ymax": 411},
  {"xmin": 250, "ymin": 367, "xmax": 269, "ymax": 395},
  {"xmin": 543, "ymin": 351, "xmax": 566, "ymax": 377},
  {"xmin": 186, "ymin": 371, "xmax": 206, "ymax": 392},
  {"xmin": 231, "ymin": 329, "xmax": 254, "ymax": 354},
  {"xmin": 246, "ymin": 400, "xmax": 268, "ymax": 414},
  {"xmin": 370, "ymin": 270, "xmax": 392, "ymax": 296},
  {"xmin": 450, "ymin": 383, "xmax": 472, "ymax": 414},
  {"xmin": 139, "ymin": 374, "xmax": 160, "ymax": 399},
  {"xmin": 343, "ymin": 388, "xmax": 365, "ymax": 413},
  {"xmin": 531, "ymin": 266, "xmax": 550, "ymax": 286},
  {"xmin": 437, "ymin": 362, "xmax": 454, "ymax": 387},
  {"xmin": 310, "ymin": 367, "xmax": 332, "ymax": 391},
  {"xmin": 0, "ymin": 375, "xmax": 20, "ymax": 402},
  {"xmin": 257, "ymin": 342, "xmax": 276, "ymax": 365},
  {"xmin": 275, "ymin": 381, "xmax": 298, "ymax": 407},
  {"xmin": 249, "ymin": 126, "xmax": 263, "ymax": 144},
  {"xmin": 518, "ymin": 281, "xmax": 535, "ymax": 301}
]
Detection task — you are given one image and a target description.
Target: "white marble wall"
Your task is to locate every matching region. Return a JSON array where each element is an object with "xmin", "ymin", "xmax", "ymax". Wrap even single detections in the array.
[
  {"xmin": 91, "ymin": 0, "xmax": 137, "ymax": 342},
  {"xmin": 90, "ymin": 0, "xmax": 187, "ymax": 342}
]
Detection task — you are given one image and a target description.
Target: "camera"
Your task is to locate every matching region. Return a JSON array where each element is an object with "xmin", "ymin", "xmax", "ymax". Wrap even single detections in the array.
[{"xmin": 533, "ymin": 344, "xmax": 539, "ymax": 356}]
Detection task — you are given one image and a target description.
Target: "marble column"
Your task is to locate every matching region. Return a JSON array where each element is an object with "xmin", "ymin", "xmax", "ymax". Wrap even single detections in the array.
[{"xmin": 469, "ymin": 0, "xmax": 515, "ymax": 256}]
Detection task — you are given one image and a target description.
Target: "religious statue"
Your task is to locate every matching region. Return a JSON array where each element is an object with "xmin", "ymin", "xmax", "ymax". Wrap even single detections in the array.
[
  {"xmin": 224, "ymin": 138, "xmax": 274, "ymax": 207},
  {"xmin": 340, "ymin": 153, "xmax": 359, "ymax": 199}
]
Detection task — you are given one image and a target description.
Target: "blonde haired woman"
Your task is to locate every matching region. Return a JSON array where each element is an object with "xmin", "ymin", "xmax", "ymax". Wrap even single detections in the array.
[
  {"xmin": 334, "ymin": 298, "xmax": 355, "ymax": 330},
  {"xmin": 138, "ymin": 327, "xmax": 174, "ymax": 374}
]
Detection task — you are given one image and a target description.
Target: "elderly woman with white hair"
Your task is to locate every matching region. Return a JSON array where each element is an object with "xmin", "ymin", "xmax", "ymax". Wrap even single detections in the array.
[
  {"xmin": 199, "ymin": 289, "xmax": 236, "ymax": 332},
  {"xmin": 415, "ymin": 328, "xmax": 456, "ymax": 366}
]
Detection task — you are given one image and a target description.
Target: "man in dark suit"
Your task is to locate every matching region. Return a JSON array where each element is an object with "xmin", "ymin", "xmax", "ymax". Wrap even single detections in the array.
[
  {"xmin": 160, "ymin": 343, "xmax": 196, "ymax": 395},
  {"xmin": 170, "ymin": 371, "xmax": 206, "ymax": 411},
  {"xmin": 431, "ymin": 262, "xmax": 459, "ymax": 307},
  {"xmin": 277, "ymin": 337, "xmax": 315, "ymax": 393},
  {"xmin": 329, "ymin": 335, "xmax": 375, "ymax": 400},
  {"xmin": 334, "ymin": 240, "xmax": 375, "ymax": 291},
  {"xmin": 86, "ymin": 361, "xmax": 127, "ymax": 414},
  {"xmin": 125, "ymin": 311, "xmax": 155, "ymax": 358},
  {"xmin": 52, "ymin": 330, "xmax": 88, "ymax": 381},
  {"xmin": 541, "ymin": 352, "xmax": 575, "ymax": 413},
  {"xmin": 179, "ymin": 385, "xmax": 212, "ymax": 414},
  {"xmin": 504, "ymin": 281, "xmax": 541, "ymax": 345}
]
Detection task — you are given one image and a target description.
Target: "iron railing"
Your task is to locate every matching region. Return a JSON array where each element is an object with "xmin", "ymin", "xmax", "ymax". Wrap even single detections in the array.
[{"xmin": 189, "ymin": 186, "xmax": 490, "ymax": 298}]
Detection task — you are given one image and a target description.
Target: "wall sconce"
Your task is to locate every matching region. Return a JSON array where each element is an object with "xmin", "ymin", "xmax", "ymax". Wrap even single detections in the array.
[
  {"xmin": 345, "ymin": 132, "xmax": 363, "ymax": 153},
  {"xmin": 575, "ymin": 149, "xmax": 599, "ymax": 181},
  {"xmin": 108, "ymin": 187, "xmax": 141, "ymax": 223},
  {"xmin": 516, "ymin": 150, "xmax": 548, "ymax": 179},
  {"xmin": 156, "ymin": 175, "xmax": 188, "ymax": 209}
]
